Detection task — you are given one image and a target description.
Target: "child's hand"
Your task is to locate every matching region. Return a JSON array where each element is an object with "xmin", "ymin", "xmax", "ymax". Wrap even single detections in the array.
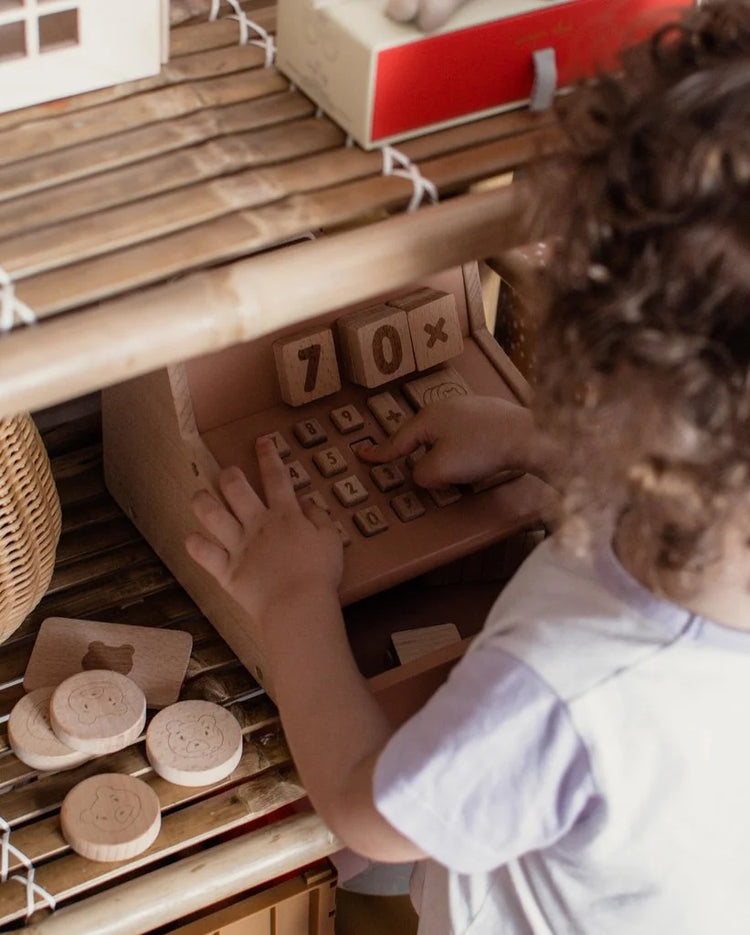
[
  {"xmin": 385, "ymin": 0, "xmax": 470, "ymax": 32},
  {"xmin": 185, "ymin": 437, "xmax": 344, "ymax": 621},
  {"xmin": 358, "ymin": 395, "xmax": 551, "ymax": 488}
]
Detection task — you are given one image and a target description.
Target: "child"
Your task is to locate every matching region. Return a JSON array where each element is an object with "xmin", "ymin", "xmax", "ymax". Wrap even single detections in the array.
[{"xmin": 185, "ymin": 2, "xmax": 750, "ymax": 932}]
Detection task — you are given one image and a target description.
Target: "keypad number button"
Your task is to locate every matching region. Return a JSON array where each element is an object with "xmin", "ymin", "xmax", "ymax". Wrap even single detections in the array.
[
  {"xmin": 330, "ymin": 405, "xmax": 364, "ymax": 434},
  {"xmin": 333, "ymin": 475, "xmax": 369, "ymax": 507},
  {"xmin": 391, "ymin": 491, "xmax": 426, "ymax": 522},
  {"xmin": 313, "ymin": 446, "xmax": 348, "ymax": 478},
  {"xmin": 299, "ymin": 490, "xmax": 331, "ymax": 513},
  {"xmin": 353, "ymin": 506, "xmax": 389, "ymax": 537},
  {"xmin": 293, "ymin": 418, "xmax": 328, "ymax": 448},
  {"xmin": 427, "ymin": 486, "xmax": 462, "ymax": 507},
  {"xmin": 258, "ymin": 431, "xmax": 291, "ymax": 458},
  {"xmin": 371, "ymin": 463, "xmax": 405, "ymax": 493},
  {"xmin": 286, "ymin": 461, "xmax": 311, "ymax": 490}
]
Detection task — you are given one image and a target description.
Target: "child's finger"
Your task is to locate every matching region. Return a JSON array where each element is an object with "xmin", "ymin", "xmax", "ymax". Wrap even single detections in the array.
[
  {"xmin": 256, "ymin": 435, "xmax": 298, "ymax": 509},
  {"xmin": 300, "ymin": 497, "xmax": 335, "ymax": 532},
  {"xmin": 185, "ymin": 531, "xmax": 230, "ymax": 582},
  {"xmin": 191, "ymin": 488, "xmax": 244, "ymax": 549},
  {"xmin": 356, "ymin": 413, "xmax": 428, "ymax": 464},
  {"xmin": 217, "ymin": 466, "xmax": 265, "ymax": 529}
]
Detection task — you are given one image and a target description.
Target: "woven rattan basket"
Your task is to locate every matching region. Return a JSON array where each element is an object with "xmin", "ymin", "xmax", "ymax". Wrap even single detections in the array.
[{"xmin": 0, "ymin": 413, "xmax": 61, "ymax": 642}]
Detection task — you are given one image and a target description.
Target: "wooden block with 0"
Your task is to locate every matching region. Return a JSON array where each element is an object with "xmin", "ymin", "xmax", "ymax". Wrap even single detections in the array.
[
  {"xmin": 337, "ymin": 304, "xmax": 415, "ymax": 388},
  {"xmin": 273, "ymin": 326, "xmax": 341, "ymax": 406},
  {"xmin": 388, "ymin": 288, "xmax": 464, "ymax": 371}
]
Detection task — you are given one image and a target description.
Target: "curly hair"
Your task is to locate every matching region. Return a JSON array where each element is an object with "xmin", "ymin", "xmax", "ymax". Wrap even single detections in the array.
[{"xmin": 529, "ymin": 0, "xmax": 750, "ymax": 594}]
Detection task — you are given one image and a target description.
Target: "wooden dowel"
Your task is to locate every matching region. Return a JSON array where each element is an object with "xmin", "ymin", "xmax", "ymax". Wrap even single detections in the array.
[
  {"xmin": 22, "ymin": 812, "xmax": 338, "ymax": 935},
  {"xmin": 0, "ymin": 185, "xmax": 532, "ymax": 419}
]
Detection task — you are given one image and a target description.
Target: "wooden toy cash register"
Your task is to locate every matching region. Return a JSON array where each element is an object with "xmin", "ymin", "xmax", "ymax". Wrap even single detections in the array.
[{"xmin": 102, "ymin": 261, "xmax": 554, "ymax": 687}]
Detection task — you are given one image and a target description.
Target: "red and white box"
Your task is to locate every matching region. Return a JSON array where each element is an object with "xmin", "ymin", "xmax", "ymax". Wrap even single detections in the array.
[{"xmin": 276, "ymin": 0, "xmax": 692, "ymax": 150}]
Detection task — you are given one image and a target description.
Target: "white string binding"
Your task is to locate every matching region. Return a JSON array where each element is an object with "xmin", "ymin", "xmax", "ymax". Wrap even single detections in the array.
[
  {"xmin": 209, "ymin": 0, "xmax": 275, "ymax": 67},
  {"xmin": 0, "ymin": 817, "xmax": 56, "ymax": 919},
  {"xmin": 381, "ymin": 146, "xmax": 439, "ymax": 213},
  {"xmin": 0, "ymin": 266, "xmax": 36, "ymax": 334}
]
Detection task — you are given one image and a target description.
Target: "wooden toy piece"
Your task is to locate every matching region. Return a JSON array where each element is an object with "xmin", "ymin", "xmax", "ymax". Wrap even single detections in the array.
[
  {"xmin": 390, "ymin": 491, "xmax": 426, "ymax": 523},
  {"xmin": 273, "ymin": 327, "xmax": 341, "ymax": 406},
  {"xmin": 61, "ymin": 773, "xmax": 161, "ymax": 862},
  {"xmin": 23, "ymin": 616, "xmax": 193, "ymax": 709},
  {"xmin": 402, "ymin": 366, "xmax": 472, "ymax": 410},
  {"xmin": 50, "ymin": 670, "xmax": 147, "ymax": 755},
  {"xmin": 391, "ymin": 623, "xmax": 462, "ymax": 665},
  {"xmin": 388, "ymin": 289, "xmax": 464, "ymax": 372},
  {"xmin": 366, "ymin": 391, "xmax": 410, "ymax": 437},
  {"xmin": 8, "ymin": 687, "xmax": 91, "ymax": 772},
  {"xmin": 145, "ymin": 700, "xmax": 243, "ymax": 787},
  {"xmin": 337, "ymin": 304, "xmax": 415, "ymax": 389}
]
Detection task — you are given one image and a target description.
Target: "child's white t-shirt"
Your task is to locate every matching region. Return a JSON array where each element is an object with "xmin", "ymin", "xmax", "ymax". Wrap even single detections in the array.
[{"xmin": 374, "ymin": 535, "xmax": 750, "ymax": 934}]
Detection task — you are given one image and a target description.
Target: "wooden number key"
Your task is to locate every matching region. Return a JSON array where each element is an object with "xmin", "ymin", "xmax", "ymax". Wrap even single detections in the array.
[
  {"xmin": 273, "ymin": 327, "xmax": 341, "ymax": 406},
  {"xmin": 388, "ymin": 288, "xmax": 463, "ymax": 371},
  {"xmin": 337, "ymin": 304, "xmax": 415, "ymax": 389},
  {"xmin": 145, "ymin": 700, "xmax": 243, "ymax": 787},
  {"xmin": 61, "ymin": 773, "xmax": 161, "ymax": 862}
]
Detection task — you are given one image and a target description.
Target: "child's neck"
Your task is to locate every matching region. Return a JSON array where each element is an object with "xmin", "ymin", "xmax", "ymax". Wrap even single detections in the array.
[{"xmin": 613, "ymin": 512, "xmax": 750, "ymax": 632}]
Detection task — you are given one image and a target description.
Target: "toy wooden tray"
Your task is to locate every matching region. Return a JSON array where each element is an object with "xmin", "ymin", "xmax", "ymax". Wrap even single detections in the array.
[
  {"xmin": 0, "ymin": 0, "xmax": 563, "ymax": 420},
  {"xmin": 0, "ymin": 407, "xmax": 541, "ymax": 932}
]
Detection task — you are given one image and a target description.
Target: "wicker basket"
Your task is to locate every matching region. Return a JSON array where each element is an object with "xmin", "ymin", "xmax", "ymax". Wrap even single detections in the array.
[{"xmin": 0, "ymin": 413, "xmax": 61, "ymax": 642}]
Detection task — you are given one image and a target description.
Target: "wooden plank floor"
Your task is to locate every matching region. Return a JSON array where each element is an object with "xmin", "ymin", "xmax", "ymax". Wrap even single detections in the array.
[{"xmin": 0, "ymin": 408, "xmax": 314, "ymax": 930}]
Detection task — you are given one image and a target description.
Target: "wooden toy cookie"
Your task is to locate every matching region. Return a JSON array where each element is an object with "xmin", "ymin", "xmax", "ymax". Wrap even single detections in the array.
[
  {"xmin": 145, "ymin": 700, "xmax": 243, "ymax": 787},
  {"xmin": 8, "ymin": 687, "xmax": 91, "ymax": 772},
  {"xmin": 50, "ymin": 670, "xmax": 147, "ymax": 755},
  {"xmin": 61, "ymin": 773, "xmax": 161, "ymax": 862}
]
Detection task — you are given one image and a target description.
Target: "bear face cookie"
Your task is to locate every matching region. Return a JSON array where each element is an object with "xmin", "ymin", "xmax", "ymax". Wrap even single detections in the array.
[
  {"xmin": 61, "ymin": 773, "xmax": 161, "ymax": 861},
  {"xmin": 50, "ymin": 670, "xmax": 147, "ymax": 755},
  {"xmin": 145, "ymin": 700, "xmax": 243, "ymax": 786},
  {"xmin": 8, "ymin": 687, "xmax": 91, "ymax": 772}
]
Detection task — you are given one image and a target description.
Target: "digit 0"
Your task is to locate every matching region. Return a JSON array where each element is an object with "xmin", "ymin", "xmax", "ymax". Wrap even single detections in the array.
[{"xmin": 371, "ymin": 325, "xmax": 403, "ymax": 375}]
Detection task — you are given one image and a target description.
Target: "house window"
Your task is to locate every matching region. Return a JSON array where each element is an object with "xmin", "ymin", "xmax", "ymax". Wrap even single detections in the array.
[{"xmin": 0, "ymin": 0, "xmax": 79, "ymax": 64}]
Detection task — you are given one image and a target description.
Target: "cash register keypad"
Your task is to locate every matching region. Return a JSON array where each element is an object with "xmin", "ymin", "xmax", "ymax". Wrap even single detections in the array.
[{"xmin": 261, "ymin": 366, "xmax": 473, "ymax": 545}]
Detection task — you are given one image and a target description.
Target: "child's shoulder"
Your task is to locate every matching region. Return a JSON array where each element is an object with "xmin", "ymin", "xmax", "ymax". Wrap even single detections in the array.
[{"xmin": 472, "ymin": 534, "xmax": 677, "ymax": 700}]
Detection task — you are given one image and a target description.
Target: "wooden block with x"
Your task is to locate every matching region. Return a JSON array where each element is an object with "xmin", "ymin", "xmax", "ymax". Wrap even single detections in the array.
[{"xmin": 388, "ymin": 288, "xmax": 464, "ymax": 371}]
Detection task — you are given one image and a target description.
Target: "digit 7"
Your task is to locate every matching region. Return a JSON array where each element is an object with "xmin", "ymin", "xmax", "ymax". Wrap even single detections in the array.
[{"xmin": 298, "ymin": 343, "xmax": 321, "ymax": 392}]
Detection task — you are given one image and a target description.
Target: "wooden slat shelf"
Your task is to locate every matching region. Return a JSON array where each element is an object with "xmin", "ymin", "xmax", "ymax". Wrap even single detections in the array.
[
  {"xmin": 0, "ymin": 406, "xmax": 342, "ymax": 932},
  {"xmin": 0, "ymin": 1, "xmax": 562, "ymax": 420}
]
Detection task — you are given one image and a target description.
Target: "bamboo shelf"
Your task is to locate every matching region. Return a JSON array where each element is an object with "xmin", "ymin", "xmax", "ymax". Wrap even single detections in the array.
[
  {"xmin": 0, "ymin": 410, "xmax": 338, "ymax": 932},
  {"xmin": 0, "ymin": 0, "xmax": 562, "ymax": 419}
]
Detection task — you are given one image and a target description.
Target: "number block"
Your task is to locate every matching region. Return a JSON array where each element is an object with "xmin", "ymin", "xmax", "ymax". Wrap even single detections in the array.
[
  {"xmin": 337, "ymin": 304, "xmax": 415, "ymax": 389},
  {"xmin": 388, "ymin": 289, "xmax": 463, "ymax": 371},
  {"xmin": 273, "ymin": 327, "xmax": 341, "ymax": 406}
]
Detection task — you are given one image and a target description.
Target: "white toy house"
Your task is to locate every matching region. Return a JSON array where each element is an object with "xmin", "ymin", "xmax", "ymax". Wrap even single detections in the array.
[{"xmin": 0, "ymin": 0, "xmax": 168, "ymax": 114}]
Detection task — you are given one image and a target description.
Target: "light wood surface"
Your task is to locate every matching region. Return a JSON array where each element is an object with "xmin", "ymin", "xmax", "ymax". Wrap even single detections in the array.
[
  {"xmin": 60, "ymin": 773, "xmax": 161, "ymax": 862},
  {"xmin": 50, "ymin": 670, "xmax": 147, "ymax": 755},
  {"xmin": 24, "ymin": 616, "xmax": 193, "ymax": 708},
  {"xmin": 8, "ymin": 687, "xmax": 91, "ymax": 772},
  {"xmin": 146, "ymin": 699, "xmax": 243, "ymax": 786},
  {"xmin": 337, "ymin": 305, "xmax": 416, "ymax": 389},
  {"xmin": 388, "ymin": 288, "xmax": 464, "ymax": 371}
]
